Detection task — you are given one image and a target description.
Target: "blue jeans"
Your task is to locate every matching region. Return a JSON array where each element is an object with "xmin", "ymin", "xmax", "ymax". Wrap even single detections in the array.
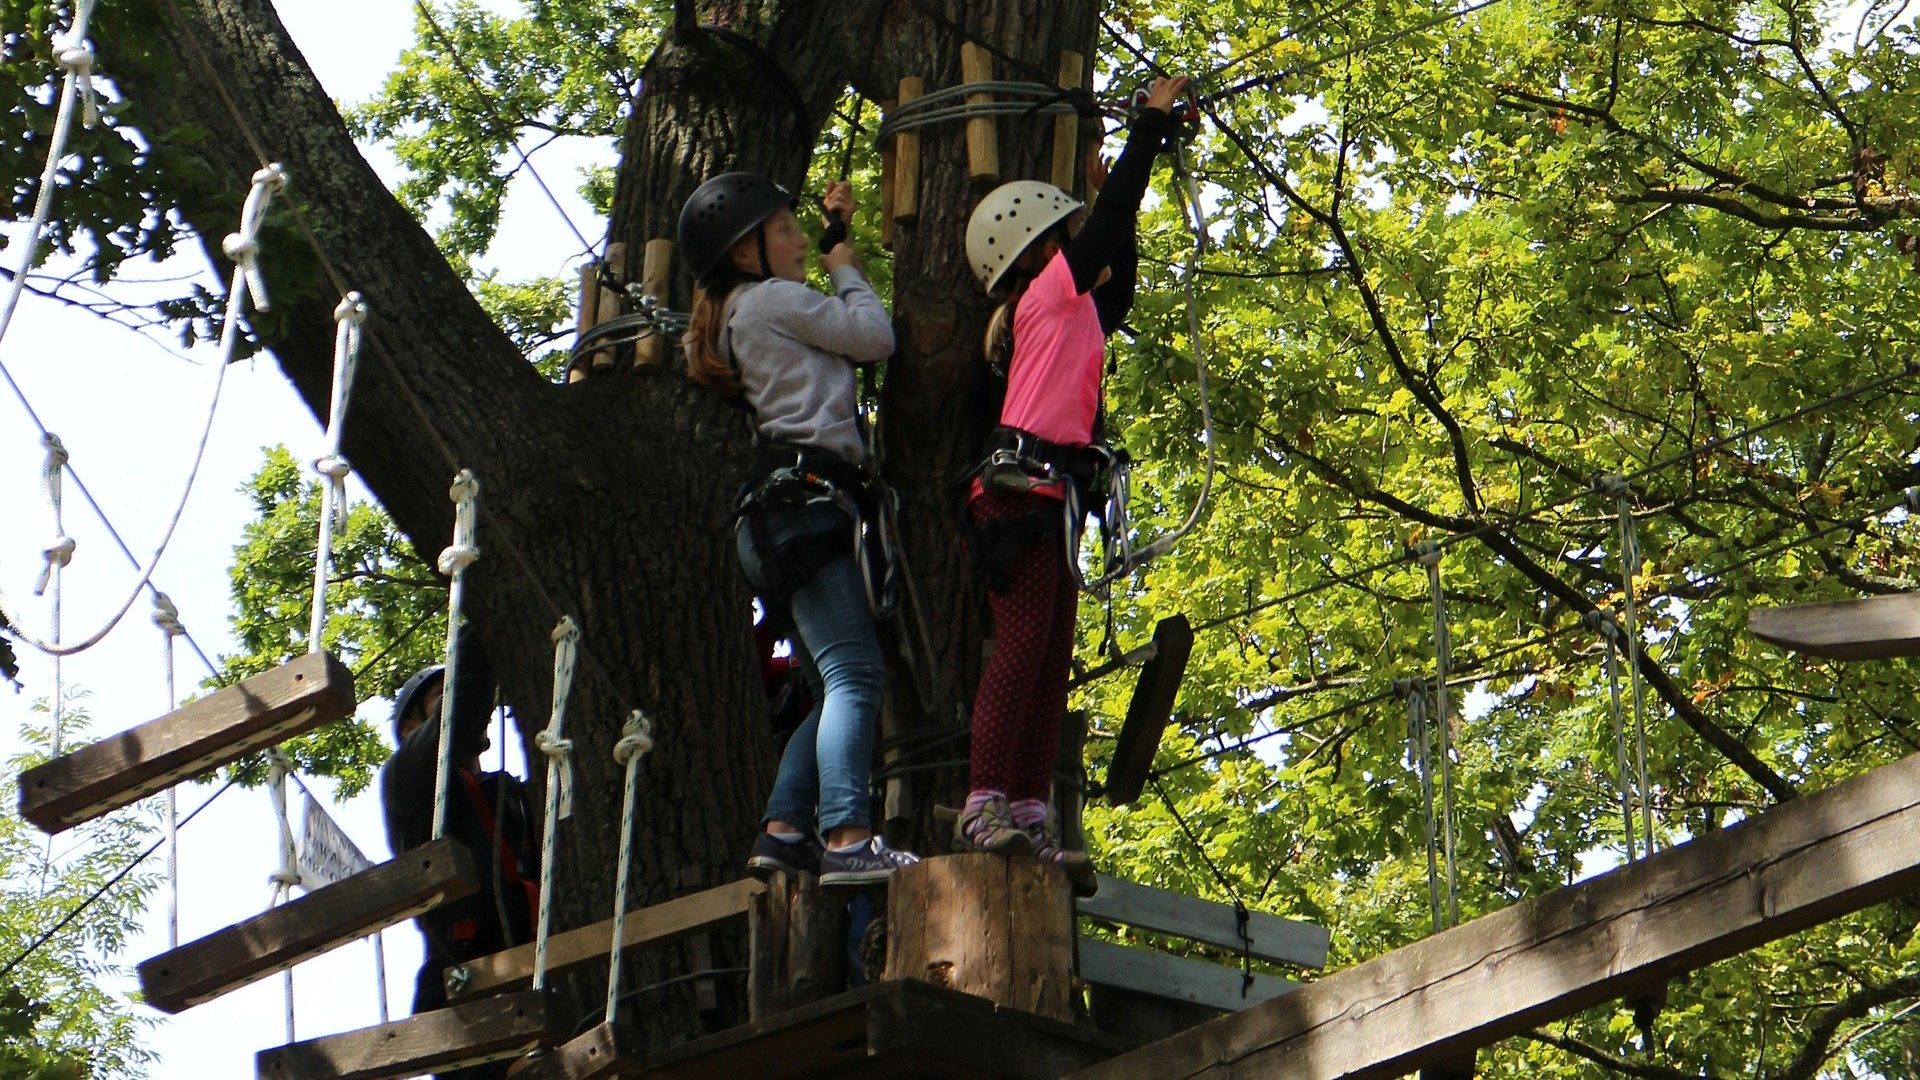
[{"xmin": 737, "ymin": 502, "xmax": 882, "ymax": 834}]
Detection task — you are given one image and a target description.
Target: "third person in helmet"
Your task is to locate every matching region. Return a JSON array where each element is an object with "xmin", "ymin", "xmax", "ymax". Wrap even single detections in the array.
[{"xmin": 955, "ymin": 74, "xmax": 1192, "ymax": 896}]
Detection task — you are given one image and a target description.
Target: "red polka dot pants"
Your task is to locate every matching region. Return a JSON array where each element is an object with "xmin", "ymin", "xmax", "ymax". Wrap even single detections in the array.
[{"xmin": 968, "ymin": 488, "xmax": 1078, "ymax": 803}]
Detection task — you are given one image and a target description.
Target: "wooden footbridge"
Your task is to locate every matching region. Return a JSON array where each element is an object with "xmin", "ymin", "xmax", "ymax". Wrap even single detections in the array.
[{"xmin": 16, "ymin": 596, "xmax": 1920, "ymax": 1077}]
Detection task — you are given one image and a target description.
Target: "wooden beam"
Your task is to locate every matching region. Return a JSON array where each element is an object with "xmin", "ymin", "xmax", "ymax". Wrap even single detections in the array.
[
  {"xmin": 1070, "ymin": 749, "xmax": 1920, "ymax": 1080},
  {"xmin": 1078, "ymin": 874, "xmax": 1330, "ymax": 970},
  {"xmin": 255, "ymin": 988, "xmax": 558, "ymax": 1079},
  {"xmin": 447, "ymin": 876, "xmax": 763, "ymax": 1001},
  {"xmin": 515, "ymin": 1021, "xmax": 643, "ymax": 1080},
  {"xmin": 1749, "ymin": 592, "xmax": 1920, "ymax": 660},
  {"xmin": 140, "ymin": 836, "xmax": 475, "ymax": 1014},
  {"xmin": 1106, "ymin": 615, "xmax": 1194, "ymax": 805},
  {"xmin": 18, "ymin": 653, "xmax": 354, "ymax": 834},
  {"xmin": 1077, "ymin": 937, "xmax": 1297, "ymax": 1013}
]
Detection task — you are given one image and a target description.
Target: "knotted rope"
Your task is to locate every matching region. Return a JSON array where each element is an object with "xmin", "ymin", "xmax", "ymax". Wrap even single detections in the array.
[
  {"xmin": 307, "ymin": 293, "xmax": 369, "ymax": 652},
  {"xmin": 604, "ymin": 710, "xmax": 656, "ymax": 1023},
  {"xmin": 431, "ymin": 471, "xmax": 481, "ymax": 841},
  {"xmin": 531, "ymin": 616, "xmax": 581, "ymax": 992}
]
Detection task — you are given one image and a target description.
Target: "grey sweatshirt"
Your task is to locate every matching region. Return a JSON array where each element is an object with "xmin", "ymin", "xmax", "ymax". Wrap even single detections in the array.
[{"xmin": 727, "ymin": 265, "xmax": 894, "ymax": 463}]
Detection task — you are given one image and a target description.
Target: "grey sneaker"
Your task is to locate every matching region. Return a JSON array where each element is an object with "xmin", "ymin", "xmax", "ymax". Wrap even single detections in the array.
[
  {"xmin": 1027, "ymin": 811, "xmax": 1098, "ymax": 897},
  {"xmin": 956, "ymin": 795, "xmax": 1034, "ymax": 856},
  {"xmin": 747, "ymin": 830, "xmax": 822, "ymax": 877},
  {"xmin": 820, "ymin": 837, "xmax": 920, "ymax": 887}
]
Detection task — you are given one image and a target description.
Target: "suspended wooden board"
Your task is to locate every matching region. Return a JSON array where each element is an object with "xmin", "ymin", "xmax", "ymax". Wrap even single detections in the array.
[
  {"xmin": 255, "ymin": 988, "xmax": 559, "ymax": 1080},
  {"xmin": 515, "ymin": 1021, "xmax": 644, "ymax": 1080},
  {"xmin": 1076, "ymin": 937, "xmax": 1298, "ymax": 1013},
  {"xmin": 447, "ymin": 876, "xmax": 764, "ymax": 1001},
  {"xmin": 1748, "ymin": 592, "xmax": 1920, "ymax": 660},
  {"xmin": 1106, "ymin": 615, "xmax": 1194, "ymax": 805},
  {"xmin": 140, "ymin": 836, "xmax": 476, "ymax": 1014},
  {"xmin": 1077, "ymin": 874, "xmax": 1329, "ymax": 970},
  {"xmin": 645, "ymin": 978, "xmax": 1126, "ymax": 1080},
  {"xmin": 1070, "ymin": 747, "xmax": 1920, "ymax": 1079},
  {"xmin": 18, "ymin": 652, "xmax": 354, "ymax": 834}
]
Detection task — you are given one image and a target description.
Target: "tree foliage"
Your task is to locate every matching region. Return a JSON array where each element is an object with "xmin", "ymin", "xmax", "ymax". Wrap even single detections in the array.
[{"xmin": 6, "ymin": 0, "xmax": 1920, "ymax": 1074}]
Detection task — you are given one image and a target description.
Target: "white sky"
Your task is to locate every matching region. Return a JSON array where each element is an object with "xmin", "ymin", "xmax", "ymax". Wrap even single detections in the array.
[{"xmin": 0, "ymin": 2, "xmax": 610, "ymax": 1075}]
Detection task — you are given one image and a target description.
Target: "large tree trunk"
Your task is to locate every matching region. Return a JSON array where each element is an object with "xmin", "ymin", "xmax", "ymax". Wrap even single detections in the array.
[{"xmin": 100, "ymin": 0, "xmax": 1095, "ymax": 1050}]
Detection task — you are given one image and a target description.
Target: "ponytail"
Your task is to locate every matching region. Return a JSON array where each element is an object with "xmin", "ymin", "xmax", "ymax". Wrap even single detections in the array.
[
  {"xmin": 981, "ymin": 273, "xmax": 1034, "ymax": 377},
  {"xmin": 683, "ymin": 274, "xmax": 749, "ymax": 395}
]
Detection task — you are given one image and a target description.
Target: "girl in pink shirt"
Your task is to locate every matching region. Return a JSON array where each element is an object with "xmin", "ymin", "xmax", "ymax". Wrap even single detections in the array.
[{"xmin": 956, "ymin": 75, "xmax": 1190, "ymax": 895}]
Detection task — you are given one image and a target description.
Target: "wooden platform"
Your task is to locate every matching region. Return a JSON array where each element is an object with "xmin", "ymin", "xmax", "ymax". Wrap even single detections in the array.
[
  {"xmin": 645, "ymin": 979, "xmax": 1125, "ymax": 1080},
  {"xmin": 1749, "ymin": 593, "xmax": 1920, "ymax": 660},
  {"xmin": 256, "ymin": 988, "xmax": 560, "ymax": 1079},
  {"xmin": 140, "ymin": 836, "xmax": 476, "ymax": 1013},
  {"xmin": 18, "ymin": 652, "xmax": 354, "ymax": 834}
]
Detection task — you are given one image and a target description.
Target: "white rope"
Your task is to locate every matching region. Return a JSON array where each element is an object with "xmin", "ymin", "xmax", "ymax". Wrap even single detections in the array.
[
  {"xmin": 0, "ymin": 0, "xmax": 101, "ymax": 364},
  {"xmin": 531, "ymin": 615, "xmax": 581, "ymax": 992},
  {"xmin": 1588, "ymin": 609, "xmax": 1640, "ymax": 861},
  {"xmin": 1, "ymin": 164, "xmax": 286, "ymax": 659},
  {"xmin": 265, "ymin": 747, "xmax": 301, "ymax": 1043},
  {"xmin": 604, "ymin": 710, "xmax": 655, "ymax": 1022},
  {"xmin": 1417, "ymin": 542, "xmax": 1460, "ymax": 928},
  {"xmin": 1602, "ymin": 475, "xmax": 1656, "ymax": 855},
  {"xmin": 37, "ymin": 435, "xmax": 72, "ymax": 754},
  {"xmin": 431, "ymin": 471, "xmax": 481, "ymax": 841},
  {"xmin": 307, "ymin": 292, "xmax": 369, "ymax": 653},
  {"xmin": 1394, "ymin": 677, "xmax": 1445, "ymax": 934},
  {"xmin": 371, "ymin": 931, "xmax": 390, "ymax": 1024},
  {"xmin": 153, "ymin": 592, "xmax": 185, "ymax": 949}
]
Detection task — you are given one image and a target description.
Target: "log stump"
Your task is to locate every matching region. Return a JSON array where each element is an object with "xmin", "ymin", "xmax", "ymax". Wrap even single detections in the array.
[
  {"xmin": 884, "ymin": 853, "xmax": 1074, "ymax": 1023},
  {"xmin": 747, "ymin": 871, "xmax": 847, "ymax": 1021}
]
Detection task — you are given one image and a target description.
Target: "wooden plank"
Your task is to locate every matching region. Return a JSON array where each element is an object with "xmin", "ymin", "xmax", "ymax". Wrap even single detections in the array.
[
  {"xmin": 894, "ymin": 77, "xmax": 923, "ymax": 225},
  {"xmin": 448, "ymin": 876, "xmax": 763, "ymax": 1001},
  {"xmin": 647, "ymin": 979, "xmax": 1124, "ymax": 1080},
  {"xmin": 19, "ymin": 653, "xmax": 354, "ymax": 834},
  {"xmin": 255, "ymin": 988, "xmax": 558, "ymax": 1080},
  {"xmin": 1070, "ymin": 748, "xmax": 1920, "ymax": 1080},
  {"xmin": 140, "ymin": 836, "xmax": 475, "ymax": 1014},
  {"xmin": 1749, "ymin": 593, "xmax": 1920, "ymax": 660},
  {"xmin": 960, "ymin": 43, "xmax": 998, "ymax": 183},
  {"xmin": 515, "ymin": 1021, "xmax": 643, "ymax": 1080},
  {"xmin": 1049, "ymin": 51, "xmax": 1084, "ymax": 192},
  {"xmin": 1076, "ymin": 937, "xmax": 1297, "ymax": 1013},
  {"xmin": 1106, "ymin": 615, "xmax": 1193, "ymax": 806},
  {"xmin": 1078, "ymin": 873, "xmax": 1330, "ymax": 970}
]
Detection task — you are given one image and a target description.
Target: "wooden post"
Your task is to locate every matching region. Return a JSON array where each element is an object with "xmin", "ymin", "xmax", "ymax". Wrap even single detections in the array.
[
  {"xmin": 567, "ymin": 263, "xmax": 598, "ymax": 383},
  {"xmin": 747, "ymin": 871, "xmax": 847, "ymax": 1020},
  {"xmin": 1058, "ymin": 709, "xmax": 1088, "ymax": 853},
  {"xmin": 679, "ymin": 867, "xmax": 721, "ymax": 1017},
  {"xmin": 878, "ymin": 99, "xmax": 897, "ymax": 249},
  {"xmin": 893, "ymin": 77, "xmax": 923, "ymax": 226},
  {"xmin": 592, "ymin": 242, "xmax": 626, "ymax": 374},
  {"xmin": 1050, "ymin": 51, "xmax": 1085, "ymax": 193},
  {"xmin": 635, "ymin": 239, "xmax": 672, "ymax": 369},
  {"xmin": 879, "ymin": 681, "xmax": 911, "ymax": 842},
  {"xmin": 960, "ymin": 43, "xmax": 998, "ymax": 184},
  {"xmin": 18, "ymin": 652, "xmax": 354, "ymax": 834},
  {"xmin": 885, "ymin": 853, "xmax": 1074, "ymax": 1023}
]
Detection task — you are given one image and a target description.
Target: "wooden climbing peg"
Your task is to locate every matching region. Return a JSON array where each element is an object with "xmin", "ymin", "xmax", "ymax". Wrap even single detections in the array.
[
  {"xmin": 961, "ymin": 43, "xmax": 998, "ymax": 184},
  {"xmin": 567, "ymin": 263, "xmax": 597, "ymax": 383},
  {"xmin": 593, "ymin": 242, "xmax": 626, "ymax": 374},
  {"xmin": 894, "ymin": 77, "xmax": 923, "ymax": 226},
  {"xmin": 636, "ymin": 238, "xmax": 672, "ymax": 369},
  {"xmin": 1051, "ymin": 51, "xmax": 1085, "ymax": 193},
  {"xmin": 879, "ymin": 98, "xmax": 898, "ymax": 249}
]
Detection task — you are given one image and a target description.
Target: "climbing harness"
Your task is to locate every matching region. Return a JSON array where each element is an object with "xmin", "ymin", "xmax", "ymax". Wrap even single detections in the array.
[
  {"xmin": 309, "ymin": 292, "xmax": 368, "ymax": 652},
  {"xmin": 532, "ymin": 616, "xmax": 580, "ymax": 993},
  {"xmin": 433, "ymin": 471, "xmax": 482, "ymax": 841},
  {"xmin": 1602, "ymin": 475, "xmax": 1655, "ymax": 856},
  {"xmin": 604, "ymin": 710, "xmax": 657, "ymax": 1023}
]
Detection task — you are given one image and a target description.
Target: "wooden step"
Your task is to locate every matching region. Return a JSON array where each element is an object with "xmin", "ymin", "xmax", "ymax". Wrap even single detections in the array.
[
  {"xmin": 1749, "ymin": 592, "xmax": 1920, "ymax": 660},
  {"xmin": 18, "ymin": 652, "xmax": 354, "ymax": 834},
  {"xmin": 1106, "ymin": 615, "xmax": 1193, "ymax": 805},
  {"xmin": 139, "ymin": 836, "xmax": 476, "ymax": 1013},
  {"xmin": 1076, "ymin": 937, "xmax": 1298, "ymax": 1012},
  {"xmin": 1076, "ymin": 873, "xmax": 1330, "ymax": 969},
  {"xmin": 447, "ymin": 876, "xmax": 762, "ymax": 1002},
  {"xmin": 255, "ymin": 988, "xmax": 560, "ymax": 1079},
  {"xmin": 515, "ymin": 1021, "xmax": 644, "ymax": 1080}
]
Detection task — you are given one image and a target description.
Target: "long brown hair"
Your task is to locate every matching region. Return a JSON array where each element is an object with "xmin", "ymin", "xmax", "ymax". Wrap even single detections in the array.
[
  {"xmin": 683, "ymin": 274, "xmax": 750, "ymax": 395},
  {"xmin": 980, "ymin": 230, "xmax": 1065, "ymax": 375}
]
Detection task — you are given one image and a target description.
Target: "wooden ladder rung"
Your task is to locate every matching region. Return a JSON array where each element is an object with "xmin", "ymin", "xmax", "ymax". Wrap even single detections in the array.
[
  {"xmin": 17, "ymin": 652, "xmax": 355, "ymax": 834},
  {"xmin": 1076, "ymin": 874, "xmax": 1330, "ymax": 970},
  {"xmin": 255, "ymin": 988, "xmax": 561, "ymax": 1079},
  {"xmin": 517, "ymin": 1021, "xmax": 645, "ymax": 1080},
  {"xmin": 139, "ymin": 836, "xmax": 477, "ymax": 1014},
  {"xmin": 1748, "ymin": 592, "xmax": 1920, "ymax": 660},
  {"xmin": 448, "ymin": 876, "xmax": 763, "ymax": 1001},
  {"xmin": 1076, "ymin": 936, "xmax": 1298, "ymax": 1013}
]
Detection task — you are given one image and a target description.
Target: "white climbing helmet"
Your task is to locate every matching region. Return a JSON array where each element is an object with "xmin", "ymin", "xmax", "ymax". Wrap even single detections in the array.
[{"xmin": 965, "ymin": 180, "xmax": 1082, "ymax": 293}]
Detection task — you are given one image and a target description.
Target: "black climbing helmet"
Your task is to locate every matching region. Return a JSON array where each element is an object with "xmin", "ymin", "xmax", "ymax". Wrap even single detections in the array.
[
  {"xmin": 389, "ymin": 664, "xmax": 446, "ymax": 742},
  {"xmin": 679, "ymin": 172, "xmax": 795, "ymax": 283}
]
